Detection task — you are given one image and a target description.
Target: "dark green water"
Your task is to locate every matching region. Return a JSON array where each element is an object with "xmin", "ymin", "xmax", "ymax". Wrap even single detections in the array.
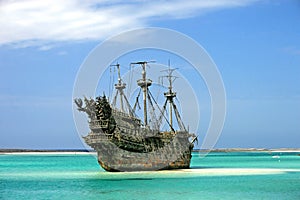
[{"xmin": 1, "ymin": 152, "xmax": 300, "ymax": 199}]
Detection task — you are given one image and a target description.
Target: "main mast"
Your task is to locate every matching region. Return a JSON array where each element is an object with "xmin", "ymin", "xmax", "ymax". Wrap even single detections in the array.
[{"xmin": 131, "ymin": 61, "xmax": 153, "ymax": 126}]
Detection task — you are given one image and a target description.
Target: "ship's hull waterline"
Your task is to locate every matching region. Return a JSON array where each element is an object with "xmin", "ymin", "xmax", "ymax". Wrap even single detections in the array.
[{"xmin": 84, "ymin": 131, "xmax": 193, "ymax": 172}]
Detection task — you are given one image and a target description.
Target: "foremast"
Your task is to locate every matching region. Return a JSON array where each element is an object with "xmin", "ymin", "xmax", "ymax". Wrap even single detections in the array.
[{"xmin": 111, "ymin": 63, "xmax": 135, "ymax": 117}]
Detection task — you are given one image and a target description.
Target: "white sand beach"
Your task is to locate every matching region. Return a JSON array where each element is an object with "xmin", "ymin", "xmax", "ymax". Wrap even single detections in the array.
[{"xmin": 102, "ymin": 168, "xmax": 300, "ymax": 177}]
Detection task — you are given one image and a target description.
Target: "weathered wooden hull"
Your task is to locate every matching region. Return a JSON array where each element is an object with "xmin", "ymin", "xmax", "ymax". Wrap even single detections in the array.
[{"xmin": 84, "ymin": 131, "xmax": 193, "ymax": 172}]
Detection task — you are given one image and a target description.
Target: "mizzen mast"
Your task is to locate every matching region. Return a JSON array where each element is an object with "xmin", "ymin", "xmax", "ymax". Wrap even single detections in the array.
[
  {"xmin": 163, "ymin": 69, "xmax": 176, "ymax": 129},
  {"xmin": 160, "ymin": 63, "xmax": 186, "ymax": 132}
]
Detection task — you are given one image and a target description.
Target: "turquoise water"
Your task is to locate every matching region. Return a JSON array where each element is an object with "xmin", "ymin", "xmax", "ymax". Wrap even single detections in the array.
[{"xmin": 1, "ymin": 152, "xmax": 300, "ymax": 200}]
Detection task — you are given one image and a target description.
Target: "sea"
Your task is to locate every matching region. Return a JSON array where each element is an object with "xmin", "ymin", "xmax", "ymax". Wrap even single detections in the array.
[{"xmin": 1, "ymin": 151, "xmax": 300, "ymax": 200}]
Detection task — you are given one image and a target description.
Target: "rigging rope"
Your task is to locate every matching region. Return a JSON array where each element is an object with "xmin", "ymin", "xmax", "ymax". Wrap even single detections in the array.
[
  {"xmin": 172, "ymin": 103, "xmax": 186, "ymax": 131},
  {"xmin": 148, "ymin": 90, "xmax": 175, "ymax": 132},
  {"xmin": 147, "ymin": 91, "xmax": 159, "ymax": 130},
  {"xmin": 122, "ymin": 90, "xmax": 137, "ymax": 118},
  {"xmin": 133, "ymin": 88, "xmax": 141, "ymax": 112},
  {"xmin": 112, "ymin": 90, "xmax": 118, "ymax": 107}
]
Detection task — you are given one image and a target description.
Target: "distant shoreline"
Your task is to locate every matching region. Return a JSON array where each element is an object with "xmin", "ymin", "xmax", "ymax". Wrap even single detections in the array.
[
  {"xmin": 194, "ymin": 148, "xmax": 300, "ymax": 153},
  {"xmin": 0, "ymin": 149, "xmax": 95, "ymax": 153},
  {"xmin": 1, "ymin": 148, "xmax": 300, "ymax": 154},
  {"xmin": 0, "ymin": 149, "xmax": 97, "ymax": 155}
]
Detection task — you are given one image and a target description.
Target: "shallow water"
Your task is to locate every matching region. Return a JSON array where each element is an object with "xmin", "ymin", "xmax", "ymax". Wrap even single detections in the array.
[{"xmin": 1, "ymin": 152, "xmax": 300, "ymax": 199}]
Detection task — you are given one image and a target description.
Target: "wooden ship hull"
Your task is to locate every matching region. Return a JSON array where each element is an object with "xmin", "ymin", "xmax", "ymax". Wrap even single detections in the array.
[{"xmin": 84, "ymin": 130, "xmax": 193, "ymax": 172}]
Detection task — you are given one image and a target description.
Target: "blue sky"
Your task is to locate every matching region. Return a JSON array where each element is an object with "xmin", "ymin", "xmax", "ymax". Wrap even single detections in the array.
[{"xmin": 0, "ymin": 0, "xmax": 299, "ymax": 149}]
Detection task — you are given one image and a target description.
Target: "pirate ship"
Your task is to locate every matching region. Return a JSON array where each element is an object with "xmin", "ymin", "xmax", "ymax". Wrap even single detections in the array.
[{"xmin": 75, "ymin": 61, "xmax": 197, "ymax": 171}]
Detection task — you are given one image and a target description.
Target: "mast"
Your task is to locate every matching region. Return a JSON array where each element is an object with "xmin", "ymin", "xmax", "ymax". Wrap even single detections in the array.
[
  {"xmin": 161, "ymin": 63, "xmax": 177, "ymax": 131},
  {"xmin": 111, "ymin": 63, "xmax": 134, "ymax": 116},
  {"xmin": 131, "ymin": 61, "xmax": 153, "ymax": 126}
]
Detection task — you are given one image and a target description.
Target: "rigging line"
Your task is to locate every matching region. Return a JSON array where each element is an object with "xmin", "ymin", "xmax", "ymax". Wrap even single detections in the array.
[
  {"xmin": 148, "ymin": 90, "xmax": 175, "ymax": 132},
  {"xmin": 122, "ymin": 90, "xmax": 137, "ymax": 118},
  {"xmin": 127, "ymin": 64, "xmax": 132, "ymax": 98},
  {"xmin": 112, "ymin": 90, "xmax": 119, "ymax": 107},
  {"xmin": 133, "ymin": 88, "xmax": 141, "ymax": 112},
  {"xmin": 157, "ymin": 99, "xmax": 167, "ymax": 128},
  {"xmin": 147, "ymin": 91, "xmax": 159, "ymax": 130},
  {"xmin": 109, "ymin": 65, "xmax": 112, "ymax": 100},
  {"xmin": 113, "ymin": 65, "xmax": 116, "ymax": 83},
  {"xmin": 127, "ymin": 65, "xmax": 141, "ymax": 97},
  {"xmin": 175, "ymin": 97, "xmax": 182, "ymax": 107},
  {"xmin": 172, "ymin": 103, "xmax": 186, "ymax": 131},
  {"xmin": 111, "ymin": 66, "xmax": 116, "ymax": 102},
  {"xmin": 174, "ymin": 96, "xmax": 187, "ymax": 129}
]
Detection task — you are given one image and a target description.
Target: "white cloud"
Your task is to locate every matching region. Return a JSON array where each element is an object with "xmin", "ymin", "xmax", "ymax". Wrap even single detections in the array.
[
  {"xmin": 0, "ymin": 0, "xmax": 258, "ymax": 48},
  {"xmin": 38, "ymin": 45, "xmax": 56, "ymax": 51}
]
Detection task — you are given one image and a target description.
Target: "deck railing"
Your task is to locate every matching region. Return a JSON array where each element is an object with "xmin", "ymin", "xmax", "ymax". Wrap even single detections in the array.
[{"xmin": 89, "ymin": 119, "xmax": 109, "ymax": 129}]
